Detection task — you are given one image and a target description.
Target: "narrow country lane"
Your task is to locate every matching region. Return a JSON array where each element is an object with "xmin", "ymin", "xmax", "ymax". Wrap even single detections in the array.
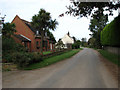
[{"xmin": 2, "ymin": 48, "xmax": 118, "ymax": 88}]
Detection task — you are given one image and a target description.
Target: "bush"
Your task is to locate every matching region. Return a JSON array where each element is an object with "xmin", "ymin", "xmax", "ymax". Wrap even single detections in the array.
[
  {"xmin": 12, "ymin": 52, "xmax": 30, "ymax": 68},
  {"xmin": 2, "ymin": 36, "xmax": 30, "ymax": 63},
  {"xmin": 72, "ymin": 40, "xmax": 81, "ymax": 49},
  {"xmin": 29, "ymin": 53, "xmax": 43, "ymax": 64},
  {"xmin": 72, "ymin": 43, "xmax": 80, "ymax": 49},
  {"xmin": 101, "ymin": 15, "xmax": 120, "ymax": 46},
  {"xmin": 2, "ymin": 54, "xmax": 13, "ymax": 63},
  {"xmin": 12, "ymin": 52, "xmax": 42, "ymax": 68}
]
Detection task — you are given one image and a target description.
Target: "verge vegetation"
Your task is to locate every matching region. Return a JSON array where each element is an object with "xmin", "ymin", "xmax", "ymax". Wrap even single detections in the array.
[
  {"xmin": 24, "ymin": 49, "xmax": 81, "ymax": 70},
  {"xmin": 98, "ymin": 49, "xmax": 120, "ymax": 66}
]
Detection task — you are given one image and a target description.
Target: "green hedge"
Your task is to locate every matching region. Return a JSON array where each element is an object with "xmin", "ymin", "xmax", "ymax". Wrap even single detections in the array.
[
  {"xmin": 12, "ymin": 52, "xmax": 42, "ymax": 68},
  {"xmin": 101, "ymin": 15, "xmax": 120, "ymax": 46}
]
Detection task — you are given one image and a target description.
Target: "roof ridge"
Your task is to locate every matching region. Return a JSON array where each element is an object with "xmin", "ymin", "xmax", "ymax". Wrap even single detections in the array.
[{"xmin": 21, "ymin": 19, "xmax": 31, "ymax": 24}]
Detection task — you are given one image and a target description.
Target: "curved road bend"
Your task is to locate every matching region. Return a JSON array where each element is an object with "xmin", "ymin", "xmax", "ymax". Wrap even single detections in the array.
[{"xmin": 3, "ymin": 48, "xmax": 118, "ymax": 88}]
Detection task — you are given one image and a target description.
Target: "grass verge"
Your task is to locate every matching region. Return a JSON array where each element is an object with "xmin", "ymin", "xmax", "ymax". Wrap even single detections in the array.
[
  {"xmin": 24, "ymin": 49, "xmax": 81, "ymax": 70},
  {"xmin": 98, "ymin": 49, "xmax": 120, "ymax": 66}
]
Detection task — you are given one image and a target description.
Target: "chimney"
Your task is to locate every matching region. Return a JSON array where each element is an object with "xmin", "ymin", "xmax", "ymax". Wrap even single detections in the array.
[{"xmin": 67, "ymin": 31, "xmax": 70, "ymax": 36}]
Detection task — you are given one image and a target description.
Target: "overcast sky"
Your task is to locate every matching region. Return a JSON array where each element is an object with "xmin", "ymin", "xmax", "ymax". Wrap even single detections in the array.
[{"xmin": 0, "ymin": 0, "xmax": 118, "ymax": 41}]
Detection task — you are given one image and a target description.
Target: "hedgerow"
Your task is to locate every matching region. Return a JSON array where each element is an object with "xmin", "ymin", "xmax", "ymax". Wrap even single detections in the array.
[{"xmin": 101, "ymin": 15, "xmax": 120, "ymax": 46}]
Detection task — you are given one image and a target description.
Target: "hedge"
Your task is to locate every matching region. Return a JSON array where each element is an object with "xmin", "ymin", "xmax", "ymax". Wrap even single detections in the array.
[{"xmin": 101, "ymin": 15, "xmax": 120, "ymax": 46}]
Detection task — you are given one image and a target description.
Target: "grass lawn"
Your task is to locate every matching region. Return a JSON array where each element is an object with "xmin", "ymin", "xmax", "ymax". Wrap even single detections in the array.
[
  {"xmin": 98, "ymin": 50, "xmax": 120, "ymax": 66},
  {"xmin": 43, "ymin": 51, "xmax": 52, "ymax": 55},
  {"xmin": 24, "ymin": 49, "xmax": 81, "ymax": 70}
]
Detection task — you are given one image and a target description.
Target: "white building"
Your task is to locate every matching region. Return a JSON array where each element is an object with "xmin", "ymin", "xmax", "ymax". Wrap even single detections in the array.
[
  {"xmin": 61, "ymin": 32, "xmax": 74, "ymax": 49},
  {"xmin": 118, "ymin": 8, "xmax": 120, "ymax": 15}
]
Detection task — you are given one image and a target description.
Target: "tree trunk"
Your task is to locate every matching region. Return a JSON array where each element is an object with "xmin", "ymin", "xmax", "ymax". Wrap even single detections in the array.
[{"xmin": 41, "ymin": 30, "xmax": 44, "ymax": 55}]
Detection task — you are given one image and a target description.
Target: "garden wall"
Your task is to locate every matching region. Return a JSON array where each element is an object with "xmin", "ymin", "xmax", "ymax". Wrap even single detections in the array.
[
  {"xmin": 104, "ymin": 46, "xmax": 120, "ymax": 55},
  {"xmin": 42, "ymin": 49, "xmax": 71, "ymax": 59}
]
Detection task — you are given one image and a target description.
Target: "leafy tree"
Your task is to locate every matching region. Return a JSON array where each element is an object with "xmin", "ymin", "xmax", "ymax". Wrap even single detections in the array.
[
  {"xmin": 46, "ymin": 30, "xmax": 56, "ymax": 43},
  {"xmin": 60, "ymin": 1, "xmax": 120, "ymax": 19},
  {"xmin": 72, "ymin": 36, "xmax": 77, "ymax": 42},
  {"xmin": 88, "ymin": 37, "xmax": 96, "ymax": 48},
  {"xmin": 2, "ymin": 23, "xmax": 17, "ymax": 53},
  {"xmin": 56, "ymin": 39, "xmax": 65, "ymax": 50},
  {"xmin": 2, "ymin": 23, "xmax": 16, "ymax": 38},
  {"xmin": 59, "ymin": 1, "xmax": 119, "ymax": 48},
  {"xmin": 89, "ymin": 15, "xmax": 108, "ymax": 48},
  {"xmin": 2, "ymin": 23, "xmax": 27, "ymax": 62},
  {"xmin": 31, "ymin": 9, "xmax": 58, "ymax": 54},
  {"xmin": 72, "ymin": 40, "xmax": 81, "ymax": 49},
  {"xmin": 81, "ymin": 38, "xmax": 86, "ymax": 46}
]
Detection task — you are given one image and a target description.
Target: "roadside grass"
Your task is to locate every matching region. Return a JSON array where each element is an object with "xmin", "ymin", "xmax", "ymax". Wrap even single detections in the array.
[
  {"xmin": 24, "ymin": 49, "xmax": 81, "ymax": 70},
  {"xmin": 78, "ymin": 48, "xmax": 83, "ymax": 50},
  {"xmin": 98, "ymin": 49, "xmax": 120, "ymax": 66},
  {"xmin": 93, "ymin": 48, "xmax": 97, "ymax": 50}
]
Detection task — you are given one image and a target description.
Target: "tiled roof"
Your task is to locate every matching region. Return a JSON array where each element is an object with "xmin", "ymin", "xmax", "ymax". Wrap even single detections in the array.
[
  {"xmin": 20, "ymin": 18, "xmax": 50, "ymax": 39},
  {"xmin": 21, "ymin": 19, "xmax": 37, "ymax": 33}
]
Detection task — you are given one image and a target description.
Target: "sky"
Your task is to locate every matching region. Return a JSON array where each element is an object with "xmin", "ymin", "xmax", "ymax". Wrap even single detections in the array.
[{"xmin": 0, "ymin": 0, "xmax": 118, "ymax": 41}]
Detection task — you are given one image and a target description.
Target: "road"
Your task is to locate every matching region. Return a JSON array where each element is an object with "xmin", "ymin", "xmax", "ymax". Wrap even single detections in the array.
[{"xmin": 2, "ymin": 48, "xmax": 118, "ymax": 88}]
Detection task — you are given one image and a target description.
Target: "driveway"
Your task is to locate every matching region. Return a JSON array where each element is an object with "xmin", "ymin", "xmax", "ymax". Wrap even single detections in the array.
[{"xmin": 2, "ymin": 48, "xmax": 118, "ymax": 88}]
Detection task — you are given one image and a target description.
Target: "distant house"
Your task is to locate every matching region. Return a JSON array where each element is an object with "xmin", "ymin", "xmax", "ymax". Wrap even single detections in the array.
[
  {"xmin": 11, "ymin": 15, "xmax": 55, "ymax": 52},
  {"xmin": 58, "ymin": 32, "xmax": 74, "ymax": 49}
]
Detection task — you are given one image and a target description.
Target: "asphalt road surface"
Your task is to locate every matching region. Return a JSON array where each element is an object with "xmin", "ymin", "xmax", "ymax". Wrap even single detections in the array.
[{"xmin": 3, "ymin": 48, "xmax": 118, "ymax": 88}]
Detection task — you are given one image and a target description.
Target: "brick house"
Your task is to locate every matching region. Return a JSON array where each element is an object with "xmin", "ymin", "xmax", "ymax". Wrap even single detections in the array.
[{"xmin": 11, "ymin": 15, "xmax": 55, "ymax": 52}]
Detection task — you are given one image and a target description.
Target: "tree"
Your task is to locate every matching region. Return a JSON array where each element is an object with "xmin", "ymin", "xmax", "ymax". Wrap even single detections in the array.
[
  {"xmin": 46, "ymin": 30, "xmax": 56, "ymax": 43},
  {"xmin": 31, "ymin": 9, "xmax": 58, "ymax": 55},
  {"xmin": 72, "ymin": 40, "xmax": 81, "ymax": 49},
  {"xmin": 2, "ymin": 23, "xmax": 16, "ymax": 38},
  {"xmin": 88, "ymin": 37, "xmax": 96, "ymax": 48},
  {"xmin": 81, "ymin": 38, "xmax": 87, "ymax": 47},
  {"xmin": 59, "ymin": 1, "xmax": 119, "ymax": 48},
  {"xmin": 56, "ymin": 39, "xmax": 65, "ymax": 50},
  {"xmin": 89, "ymin": 15, "xmax": 108, "ymax": 48},
  {"xmin": 60, "ymin": 1, "xmax": 120, "ymax": 19}
]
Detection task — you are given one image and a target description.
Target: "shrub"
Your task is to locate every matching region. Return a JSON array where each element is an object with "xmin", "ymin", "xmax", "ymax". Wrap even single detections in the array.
[
  {"xmin": 2, "ymin": 54, "xmax": 13, "ymax": 63},
  {"xmin": 29, "ymin": 53, "xmax": 43, "ymax": 64},
  {"xmin": 12, "ymin": 52, "xmax": 31, "ymax": 68},
  {"xmin": 11, "ymin": 52, "xmax": 42, "ymax": 68}
]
